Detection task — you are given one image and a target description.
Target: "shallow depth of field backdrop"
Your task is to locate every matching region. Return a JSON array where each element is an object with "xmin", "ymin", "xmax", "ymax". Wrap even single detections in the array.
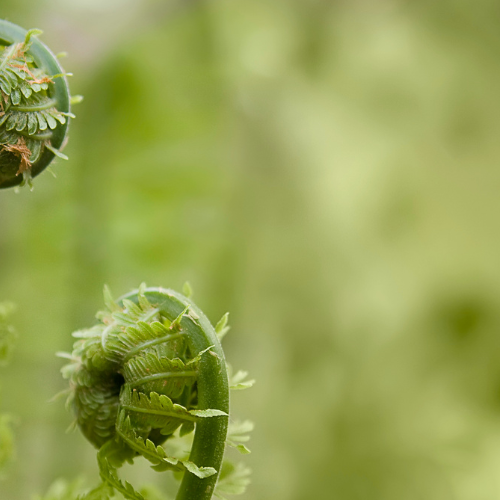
[{"xmin": 1, "ymin": 1, "xmax": 500, "ymax": 499}]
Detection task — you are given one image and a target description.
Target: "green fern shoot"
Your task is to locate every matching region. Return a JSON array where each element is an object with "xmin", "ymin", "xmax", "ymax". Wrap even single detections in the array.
[{"xmin": 59, "ymin": 284, "xmax": 253, "ymax": 500}]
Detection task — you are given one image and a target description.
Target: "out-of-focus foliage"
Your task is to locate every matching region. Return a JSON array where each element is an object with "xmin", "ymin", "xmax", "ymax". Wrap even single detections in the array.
[
  {"xmin": 2, "ymin": 0, "xmax": 500, "ymax": 499},
  {"xmin": 0, "ymin": 415, "xmax": 14, "ymax": 475},
  {"xmin": 0, "ymin": 302, "xmax": 16, "ymax": 365},
  {"xmin": 0, "ymin": 302, "xmax": 15, "ymax": 474},
  {"xmin": 35, "ymin": 479, "xmax": 83, "ymax": 500}
]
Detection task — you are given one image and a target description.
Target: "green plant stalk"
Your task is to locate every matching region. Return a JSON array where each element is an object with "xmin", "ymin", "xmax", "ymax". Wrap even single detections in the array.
[{"xmin": 120, "ymin": 287, "xmax": 230, "ymax": 500}]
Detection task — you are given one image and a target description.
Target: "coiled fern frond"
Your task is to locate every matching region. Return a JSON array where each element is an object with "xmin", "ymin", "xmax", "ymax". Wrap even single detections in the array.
[
  {"xmin": 60, "ymin": 284, "xmax": 253, "ymax": 500},
  {"xmin": 0, "ymin": 20, "xmax": 79, "ymax": 189}
]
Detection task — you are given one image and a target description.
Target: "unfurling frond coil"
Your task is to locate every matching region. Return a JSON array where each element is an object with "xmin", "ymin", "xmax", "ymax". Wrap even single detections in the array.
[
  {"xmin": 61, "ymin": 285, "xmax": 251, "ymax": 500},
  {"xmin": 0, "ymin": 21, "xmax": 74, "ymax": 189}
]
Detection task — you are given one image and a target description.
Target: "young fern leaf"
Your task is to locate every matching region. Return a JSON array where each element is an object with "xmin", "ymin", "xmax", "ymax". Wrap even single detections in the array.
[
  {"xmin": 116, "ymin": 410, "xmax": 218, "ymax": 479},
  {"xmin": 228, "ymin": 365, "xmax": 255, "ymax": 391},
  {"xmin": 226, "ymin": 421, "xmax": 254, "ymax": 455},
  {"xmin": 214, "ymin": 463, "xmax": 252, "ymax": 500},
  {"xmin": 36, "ymin": 478, "xmax": 86, "ymax": 500},
  {"xmin": 97, "ymin": 450, "xmax": 146, "ymax": 500},
  {"xmin": 121, "ymin": 385, "xmax": 196, "ymax": 427},
  {"xmin": 103, "ymin": 284, "xmax": 121, "ymax": 313},
  {"xmin": 190, "ymin": 408, "xmax": 229, "ymax": 418},
  {"xmin": 120, "ymin": 385, "xmax": 226, "ymax": 437},
  {"xmin": 116, "ymin": 410, "xmax": 182, "ymax": 473},
  {"xmin": 182, "ymin": 282, "xmax": 193, "ymax": 299},
  {"xmin": 77, "ymin": 482, "xmax": 113, "ymax": 500},
  {"xmin": 105, "ymin": 320, "xmax": 185, "ymax": 364},
  {"xmin": 170, "ymin": 305, "xmax": 190, "ymax": 332},
  {"xmin": 123, "ymin": 351, "xmax": 198, "ymax": 397},
  {"xmin": 181, "ymin": 460, "xmax": 217, "ymax": 479},
  {"xmin": 139, "ymin": 485, "xmax": 172, "ymax": 500},
  {"xmin": 215, "ymin": 313, "xmax": 230, "ymax": 341},
  {"xmin": 61, "ymin": 285, "xmax": 251, "ymax": 500}
]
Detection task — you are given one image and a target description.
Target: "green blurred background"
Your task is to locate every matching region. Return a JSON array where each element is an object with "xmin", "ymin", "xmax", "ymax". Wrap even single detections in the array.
[{"xmin": 2, "ymin": 0, "xmax": 500, "ymax": 498}]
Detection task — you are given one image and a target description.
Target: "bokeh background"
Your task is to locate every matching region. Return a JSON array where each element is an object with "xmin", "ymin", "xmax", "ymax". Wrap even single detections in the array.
[{"xmin": 2, "ymin": 0, "xmax": 500, "ymax": 498}]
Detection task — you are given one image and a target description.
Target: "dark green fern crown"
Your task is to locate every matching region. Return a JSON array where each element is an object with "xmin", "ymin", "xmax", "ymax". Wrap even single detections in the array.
[{"xmin": 0, "ymin": 21, "xmax": 79, "ymax": 189}]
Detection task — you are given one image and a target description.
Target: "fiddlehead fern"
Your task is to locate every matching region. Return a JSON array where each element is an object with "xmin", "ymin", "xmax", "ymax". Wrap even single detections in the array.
[
  {"xmin": 0, "ymin": 20, "xmax": 77, "ymax": 189},
  {"xmin": 61, "ymin": 284, "xmax": 252, "ymax": 500}
]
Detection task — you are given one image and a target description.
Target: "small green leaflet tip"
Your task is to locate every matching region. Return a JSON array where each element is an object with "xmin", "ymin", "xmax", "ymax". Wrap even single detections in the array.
[
  {"xmin": 102, "ymin": 284, "xmax": 120, "ymax": 312},
  {"xmin": 170, "ymin": 304, "xmax": 189, "ymax": 330},
  {"xmin": 215, "ymin": 312, "xmax": 229, "ymax": 333},
  {"xmin": 26, "ymin": 28, "xmax": 43, "ymax": 37},
  {"xmin": 230, "ymin": 380, "xmax": 255, "ymax": 390},
  {"xmin": 46, "ymin": 167, "xmax": 57, "ymax": 178},
  {"xmin": 24, "ymin": 28, "xmax": 43, "ymax": 46},
  {"xmin": 227, "ymin": 420, "xmax": 253, "ymax": 454},
  {"xmin": 45, "ymin": 143, "xmax": 68, "ymax": 160},
  {"xmin": 51, "ymin": 72, "xmax": 73, "ymax": 80},
  {"xmin": 190, "ymin": 408, "xmax": 228, "ymax": 418},
  {"xmin": 234, "ymin": 444, "xmax": 251, "ymax": 455},
  {"xmin": 182, "ymin": 281, "xmax": 193, "ymax": 298},
  {"xmin": 182, "ymin": 461, "xmax": 217, "ymax": 479},
  {"xmin": 55, "ymin": 351, "xmax": 75, "ymax": 360},
  {"xmin": 229, "ymin": 369, "xmax": 255, "ymax": 391},
  {"xmin": 97, "ymin": 452, "xmax": 145, "ymax": 500},
  {"xmin": 214, "ymin": 462, "xmax": 252, "ymax": 499},
  {"xmin": 216, "ymin": 312, "xmax": 230, "ymax": 341}
]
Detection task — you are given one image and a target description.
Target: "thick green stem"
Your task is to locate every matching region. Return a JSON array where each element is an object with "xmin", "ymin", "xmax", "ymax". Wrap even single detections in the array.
[{"xmin": 120, "ymin": 287, "xmax": 230, "ymax": 500}]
